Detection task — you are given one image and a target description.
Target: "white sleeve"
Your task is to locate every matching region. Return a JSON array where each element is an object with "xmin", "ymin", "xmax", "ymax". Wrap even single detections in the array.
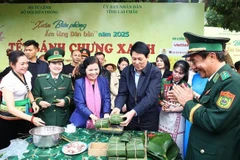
[
  {"xmin": 0, "ymin": 74, "xmax": 14, "ymax": 92},
  {"xmin": 25, "ymin": 71, "xmax": 33, "ymax": 90}
]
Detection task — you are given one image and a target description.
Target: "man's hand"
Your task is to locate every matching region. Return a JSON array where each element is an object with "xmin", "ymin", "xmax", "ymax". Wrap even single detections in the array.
[
  {"xmin": 172, "ymin": 84, "xmax": 194, "ymax": 106},
  {"xmin": 110, "ymin": 108, "xmax": 120, "ymax": 115},
  {"xmin": 120, "ymin": 109, "xmax": 136, "ymax": 126},
  {"xmin": 167, "ymin": 90, "xmax": 178, "ymax": 103}
]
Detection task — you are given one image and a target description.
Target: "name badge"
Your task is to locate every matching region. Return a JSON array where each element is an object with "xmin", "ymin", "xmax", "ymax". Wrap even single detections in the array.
[
  {"xmin": 44, "ymin": 87, "xmax": 51, "ymax": 90},
  {"xmin": 58, "ymin": 87, "xmax": 66, "ymax": 90}
]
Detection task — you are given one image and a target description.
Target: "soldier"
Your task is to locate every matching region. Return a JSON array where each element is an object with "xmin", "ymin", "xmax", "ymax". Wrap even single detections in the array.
[
  {"xmin": 32, "ymin": 48, "xmax": 74, "ymax": 127},
  {"xmin": 171, "ymin": 32, "xmax": 240, "ymax": 160},
  {"xmin": 80, "ymin": 48, "xmax": 90, "ymax": 62}
]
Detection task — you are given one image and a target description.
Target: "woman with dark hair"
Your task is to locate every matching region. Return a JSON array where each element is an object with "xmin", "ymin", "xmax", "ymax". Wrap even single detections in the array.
[
  {"xmin": 158, "ymin": 60, "xmax": 189, "ymax": 156},
  {"xmin": 70, "ymin": 56, "xmax": 111, "ymax": 128},
  {"xmin": 107, "ymin": 57, "xmax": 129, "ymax": 110},
  {"xmin": 32, "ymin": 48, "xmax": 73, "ymax": 127},
  {"xmin": 0, "ymin": 50, "xmax": 45, "ymax": 149},
  {"xmin": 156, "ymin": 54, "xmax": 172, "ymax": 78},
  {"xmin": 117, "ymin": 57, "xmax": 129, "ymax": 74}
]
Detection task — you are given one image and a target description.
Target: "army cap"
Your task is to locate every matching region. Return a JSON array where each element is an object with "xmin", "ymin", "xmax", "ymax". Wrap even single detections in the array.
[
  {"xmin": 44, "ymin": 48, "xmax": 65, "ymax": 62},
  {"xmin": 183, "ymin": 32, "xmax": 230, "ymax": 57},
  {"xmin": 80, "ymin": 48, "xmax": 90, "ymax": 57}
]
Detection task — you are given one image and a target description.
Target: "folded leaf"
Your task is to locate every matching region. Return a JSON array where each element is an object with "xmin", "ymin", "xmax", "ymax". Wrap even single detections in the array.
[
  {"xmin": 147, "ymin": 132, "xmax": 180, "ymax": 160},
  {"xmin": 120, "ymin": 132, "xmax": 132, "ymax": 142},
  {"xmin": 110, "ymin": 114, "xmax": 124, "ymax": 124}
]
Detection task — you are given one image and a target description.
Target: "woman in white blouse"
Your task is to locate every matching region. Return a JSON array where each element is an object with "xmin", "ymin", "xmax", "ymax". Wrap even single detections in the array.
[{"xmin": 0, "ymin": 50, "xmax": 44, "ymax": 149}]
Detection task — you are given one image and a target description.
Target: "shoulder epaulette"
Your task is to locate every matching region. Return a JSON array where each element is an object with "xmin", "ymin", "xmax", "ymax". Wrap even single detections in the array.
[
  {"xmin": 37, "ymin": 74, "xmax": 47, "ymax": 77},
  {"xmin": 62, "ymin": 74, "xmax": 71, "ymax": 78},
  {"xmin": 220, "ymin": 71, "xmax": 231, "ymax": 81}
]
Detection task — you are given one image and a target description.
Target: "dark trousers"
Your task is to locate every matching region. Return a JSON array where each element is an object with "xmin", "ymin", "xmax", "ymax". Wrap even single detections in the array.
[
  {"xmin": 124, "ymin": 109, "xmax": 159, "ymax": 132},
  {"xmin": 0, "ymin": 118, "xmax": 28, "ymax": 149}
]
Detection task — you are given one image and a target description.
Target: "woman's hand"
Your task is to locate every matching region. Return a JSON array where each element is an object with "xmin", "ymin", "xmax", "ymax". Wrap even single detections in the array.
[
  {"xmin": 32, "ymin": 116, "xmax": 45, "ymax": 127},
  {"xmin": 32, "ymin": 102, "xmax": 40, "ymax": 114},
  {"xmin": 162, "ymin": 100, "xmax": 183, "ymax": 113},
  {"xmin": 104, "ymin": 113, "xmax": 110, "ymax": 118},
  {"xmin": 161, "ymin": 100, "xmax": 171, "ymax": 111},
  {"xmin": 39, "ymin": 101, "xmax": 51, "ymax": 108},
  {"xmin": 55, "ymin": 99, "xmax": 65, "ymax": 107},
  {"xmin": 89, "ymin": 114, "xmax": 99, "ymax": 125}
]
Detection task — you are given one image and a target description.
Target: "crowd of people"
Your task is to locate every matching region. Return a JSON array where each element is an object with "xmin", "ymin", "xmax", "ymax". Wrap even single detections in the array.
[{"xmin": 0, "ymin": 32, "xmax": 240, "ymax": 160}]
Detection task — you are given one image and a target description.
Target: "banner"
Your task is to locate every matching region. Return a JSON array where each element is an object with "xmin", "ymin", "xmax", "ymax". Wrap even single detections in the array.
[
  {"xmin": 204, "ymin": 27, "xmax": 240, "ymax": 64},
  {"xmin": 0, "ymin": 3, "xmax": 204, "ymax": 70}
]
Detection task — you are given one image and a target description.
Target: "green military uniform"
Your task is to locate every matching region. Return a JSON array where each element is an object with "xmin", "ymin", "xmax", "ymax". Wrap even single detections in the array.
[
  {"xmin": 182, "ymin": 32, "xmax": 240, "ymax": 160},
  {"xmin": 32, "ymin": 48, "xmax": 74, "ymax": 127},
  {"xmin": 33, "ymin": 73, "xmax": 73, "ymax": 127}
]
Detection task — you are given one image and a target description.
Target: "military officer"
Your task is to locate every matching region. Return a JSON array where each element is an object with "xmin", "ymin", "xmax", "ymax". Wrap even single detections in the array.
[
  {"xmin": 32, "ymin": 48, "xmax": 74, "ymax": 127},
  {"xmin": 170, "ymin": 32, "xmax": 240, "ymax": 160}
]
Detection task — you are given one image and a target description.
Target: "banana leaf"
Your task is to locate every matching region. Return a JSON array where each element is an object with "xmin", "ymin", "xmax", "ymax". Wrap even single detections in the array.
[
  {"xmin": 110, "ymin": 114, "xmax": 124, "ymax": 124},
  {"xmin": 109, "ymin": 136, "xmax": 121, "ymax": 144},
  {"xmin": 120, "ymin": 132, "xmax": 132, "ymax": 142},
  {"xmin": 95, "ymin": 118, "xmax": 109, "ymax": 128},
  {"xmin": 108, "ymin": 157, "xmax": 126, "ymax": 160},
  {"xmin": 107, "ymin": 143, "xmax": 126, "ymax": 157},
  {"xmin": 126, "ymin": 138, "xmax": 145, "ymax": 158},
  {"xmin": 147, "ymin": 132, "xmax": 180, "ymax": 160}
]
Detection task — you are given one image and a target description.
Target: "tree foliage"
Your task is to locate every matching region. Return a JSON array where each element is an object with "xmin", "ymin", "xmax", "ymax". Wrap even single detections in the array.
[{"xmin": 206, "ymin": 0, "xmax": 240, "ymax": 32}]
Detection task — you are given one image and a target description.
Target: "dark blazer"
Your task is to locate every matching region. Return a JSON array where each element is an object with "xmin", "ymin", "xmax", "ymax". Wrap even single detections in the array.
[
  {"xmin": 28, "ymin": 59, "xmax": 49, "ymax": 88},
  {"xmin": 115, "ymin": 62, "xmax": 162, "ymax": 130},
  {"xmin": 162, "ymin": 69, "xmax": 172, "ymax": 78},
  {"xmin": 70, "ymin": 76, "xmax": 111, "ymax": 128}
]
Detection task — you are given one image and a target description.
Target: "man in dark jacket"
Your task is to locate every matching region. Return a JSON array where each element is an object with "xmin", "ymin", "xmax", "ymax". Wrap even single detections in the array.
[
  {"xmin": 111, "ymin": 41, "xmax": 162, "ymax": 131},
  {"xmin": 23, "ymin": 40, "xmax": 49, "ymax": 88},
  {"xmin": 94, "ymin": 52, "xmax": 111, "ymax": 84}
]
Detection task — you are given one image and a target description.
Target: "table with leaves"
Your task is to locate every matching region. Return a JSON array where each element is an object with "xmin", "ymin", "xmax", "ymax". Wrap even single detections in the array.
[{"xmin": 7, "ymin": 128, "xmax": 181, "ymax": 160}]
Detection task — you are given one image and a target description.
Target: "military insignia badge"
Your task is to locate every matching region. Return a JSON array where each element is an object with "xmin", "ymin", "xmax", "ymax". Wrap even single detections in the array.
[
  {"xmin": 54, "ymin": 50, "xmax": 59, "ymax": 55},
  {"xmin": 216, "ymin": 91, "xmax": 235, "ymax": 109},
  {"xmin": 220, "ymin": 71, "xmax": 231, "ymax": 81},
  {"xmin": 213, "ymin": 73, "xmax": 219, "ymax": 83},
  {"xmin": 43, "ymin": 87, "xmax": 51, "ymax": 90}
]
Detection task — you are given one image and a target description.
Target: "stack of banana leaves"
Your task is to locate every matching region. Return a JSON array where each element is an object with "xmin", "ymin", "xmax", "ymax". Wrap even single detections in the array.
[
  {"xmin": 107, "ymin": 136, "xmax": 126, "ymax": 157},
  {"xmin": 126, "ymin": 138, "xmax": 145, "ymax": 158},
  {"xmin": 146, "ymin": 132, "xmax": 182, "ymax": 160}
]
